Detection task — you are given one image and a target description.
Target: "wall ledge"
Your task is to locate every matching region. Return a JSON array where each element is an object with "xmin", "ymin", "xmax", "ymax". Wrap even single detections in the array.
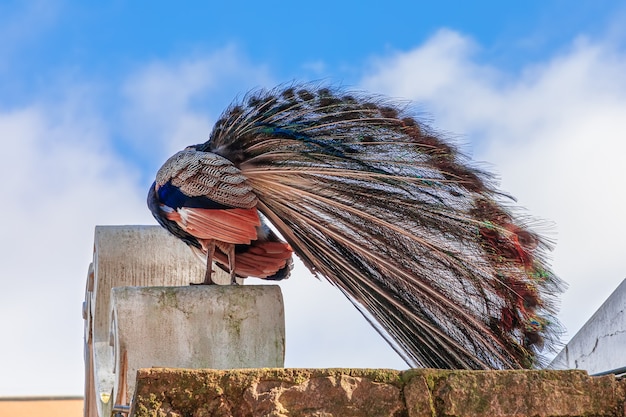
[{"xmin": 130, "ymin": 368, "xmax": 625, "ymax": 417}]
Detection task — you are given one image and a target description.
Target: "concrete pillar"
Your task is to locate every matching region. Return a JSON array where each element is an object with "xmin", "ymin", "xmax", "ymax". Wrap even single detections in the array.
[
  {"xmin": 83, "ymin": 226, "xmax": 284, "ymax": 417},
  {"xmin": 111, "ymin": 285, "xmax": 285, "ymax": 404}
]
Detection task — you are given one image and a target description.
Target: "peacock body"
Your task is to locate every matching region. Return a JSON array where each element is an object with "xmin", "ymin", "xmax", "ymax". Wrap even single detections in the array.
[{"xmin": 148, "ymin": 84, "xmax": 564, "ymax": 370}]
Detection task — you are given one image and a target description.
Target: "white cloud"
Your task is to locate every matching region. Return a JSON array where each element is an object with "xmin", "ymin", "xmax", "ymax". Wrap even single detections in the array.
[
  {"xmin": 362, "ymin": 29, "xmax": 626, "ymax": 340},
  {"xmin": 121, "ymin": 46, "xmax": 275, "ymax": 160},
  {"xmin": 0, "ymin": 95, "xmax": 151, "ymax": 395}
]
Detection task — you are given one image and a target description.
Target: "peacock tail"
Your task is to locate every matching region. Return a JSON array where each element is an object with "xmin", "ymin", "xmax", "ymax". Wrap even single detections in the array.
[{"xmin": 149, "ymin": 83, "xmax": 564, "ymax": 369}]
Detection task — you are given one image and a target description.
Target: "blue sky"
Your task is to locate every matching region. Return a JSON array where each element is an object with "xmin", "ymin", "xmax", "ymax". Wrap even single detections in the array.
[{"xmin": 1, "ymin": 1, "xmax": 626, "ymax": 396}]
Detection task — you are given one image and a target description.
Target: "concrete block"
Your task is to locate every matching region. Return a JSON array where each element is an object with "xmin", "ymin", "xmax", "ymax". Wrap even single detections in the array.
[
  {"xmin": 551, "ymin": 278, "xmax": 626, "ymax": 374},
  {"xmin": 83, "ymin": 225, "xmax": 237, "ymax": 417},
  {"xmin": 91, "ymin": 226, "xmax": 219, "ymax": 347},
  {"xmin": 111, "ymin": 285, "xmax": 285, "ymax": 404}
]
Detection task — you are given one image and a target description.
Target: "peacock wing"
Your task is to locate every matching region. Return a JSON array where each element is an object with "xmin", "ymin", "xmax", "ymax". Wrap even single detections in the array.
[
  {"xmin": 156, "ymin": 149, "xmax": 257, "ymax": 208},
  {"xmin": 154, "ymin": 149, "xmax": 260, "ymax": 244}
]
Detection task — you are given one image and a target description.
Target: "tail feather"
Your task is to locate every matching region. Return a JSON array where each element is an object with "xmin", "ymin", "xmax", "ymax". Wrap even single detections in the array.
[{"xmin": 172, "ymin": 83, "xmax": 563, "ymax": 368}]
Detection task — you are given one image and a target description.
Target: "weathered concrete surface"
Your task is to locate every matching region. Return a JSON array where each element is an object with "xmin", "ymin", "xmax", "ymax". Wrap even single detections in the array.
[
  {"xmin": 551, "ymin": 278, "xmax": 626, "ymax": 374},
  {"xmin": 111, "ymin": 285, "xmax": 285, "ymax": 403},
  {"xmin": 131, "ymin": 368, "xmax": 626, "ymax": 417},
  {"xmin": 85, "ymin": 225, "xmax": 237, "ymax": 417}
]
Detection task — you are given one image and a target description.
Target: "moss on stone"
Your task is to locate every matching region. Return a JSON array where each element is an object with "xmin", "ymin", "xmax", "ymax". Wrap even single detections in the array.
[{"xmin": 131, "ymin": 368, "xmax": 625, "ymax": 417}]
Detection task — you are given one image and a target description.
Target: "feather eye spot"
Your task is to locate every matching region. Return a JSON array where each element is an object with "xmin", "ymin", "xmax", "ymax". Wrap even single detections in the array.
[
  {"xmin": 281, "ymin": 87, "xmax": 296, "ymax": 100},
  {"xmin": 341, "ymin": 95, "xmax": 357, "ymax": 105},
  {"xmin": 402, "ymin": 117, "xmax": 417, "ymax": 127},
  {"xmin": 229, "ymin": 105, "xmax": 244, "ymax": 118},
  {"xmin": 361, "ymin": 102, "xmax": 378, "ymax": 110},
  {"xmin": 297, "ymin": 89, "xmax": 314, "ymax": 101},
  {"xmin": 317, "ymin": 87, "xmax": 332, "ymax": 97},
  {"xmin": 247, "ymin": 95, "xmax": 262, "ymax": 108},
  {"xmin": 379, "ymin": 106, "xmax": 399, "ymax": 119},
  {"xmin": 318, "ymin": 96, "xmax": 342, "ymax": 108}
]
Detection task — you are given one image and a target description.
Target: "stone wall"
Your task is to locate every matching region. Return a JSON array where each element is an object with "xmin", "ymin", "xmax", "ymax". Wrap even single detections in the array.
[{"xmin": 130, "ymin": 368, "xmax": 625, "ymax": 417}]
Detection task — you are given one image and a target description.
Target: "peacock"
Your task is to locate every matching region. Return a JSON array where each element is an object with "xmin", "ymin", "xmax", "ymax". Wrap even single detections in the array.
[{"xmin": 147, "ymin": 83, "xmax": 564, "ymax": 370}]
